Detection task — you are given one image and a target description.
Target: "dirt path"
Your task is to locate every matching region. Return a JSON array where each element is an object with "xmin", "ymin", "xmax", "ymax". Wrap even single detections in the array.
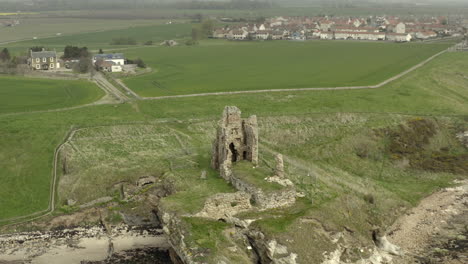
[
  {"xmin": 388, "ymin": 180, "xmax": 468, "ymax": 263},
  {"xmin": 114, "ymin": 78, "xmax": 143, "ymax": 100},
  {"xmin": 93, "ymin": 72, "xmax": 130, "ymax": 103}
]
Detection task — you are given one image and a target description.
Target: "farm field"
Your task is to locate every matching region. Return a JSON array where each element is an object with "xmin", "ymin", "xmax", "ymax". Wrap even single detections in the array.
[
  {"xmin": 0, "ymin": 76, "xmax": 104, "ymax": 114},
  {"xmin": 0, "ymin": 51, "xmax": 466, "ymax": 221},
  {"xmin": 3, "ymin": 23, "xmax": 192, "ymax": 54},
  {"xmin": 40, "ymin": 5, "xmax": 468, "ymax": 20},
  {"xmin": 0, "ymin": 18, "xmax": 172, "ymax": 44},
  {"xmin": 122, "ymin": 41, "xmax": 450, "ymax": 97}
]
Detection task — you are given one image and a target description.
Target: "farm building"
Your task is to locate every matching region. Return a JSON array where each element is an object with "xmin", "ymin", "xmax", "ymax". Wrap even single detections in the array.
[
  {"xmin": 92, "ymin": 53, "xmax": 125, "ymax": 66},
  {"xmin": 29, "ymin": 50, "xmax": 60, "ymax": 70},
  {"xmin": 334, "ymin": 31, "xmax": 386, "ymax": 41},
  {"xmin": 95, "ymin": 60, "xmax": 123, "ymax": 73},
  {"xmin": 93, "ymin": 53, "xmax": 125, "ymax": 72}
]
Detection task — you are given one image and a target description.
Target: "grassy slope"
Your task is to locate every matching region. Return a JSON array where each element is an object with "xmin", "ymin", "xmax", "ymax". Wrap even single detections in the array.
[
  {"xmin": 0, "ymin": 51, "xmax": 466, "ymax": 220},
  {"xmin": 0, "ymin": 76, "xmax": 104, "ymax": 114},
  {"xmin": 123, "ymin": 41, "xmax": 449, "ymax": 97}
]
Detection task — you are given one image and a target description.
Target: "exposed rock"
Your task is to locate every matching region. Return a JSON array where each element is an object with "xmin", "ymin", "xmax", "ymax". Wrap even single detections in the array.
[
  {"xmin": 456, "ymin": 131, "xmax": 468, "ymax": 147},
  {"xmin": 160, "ymin": 40, "xmax": 179, "ymax": 46},
  {"xmin": 274, "ymin": 253, "xmax": 298, "ymax": 264},
  {"xmin": 200, "ymin": 170, "xmax": 207, "ymax": 180},
  {"xmin": 229, "ymin": 173, "xmax": 296, "ymax": 210},
  {"xmin": 211, "ymin": 106, "xmax": 258, "ymax": 171},
  {"xmin": 373, "ymin": 230, "xmax": 403, "ymax": 256},
  {"xmin": 248, "ymin": 231, "xmax": 298, "ymax": 264},
  {"xmin": 265, "ymin": 176, "xmax": 294, "ymax": 187},
  {"xmin": 120, "ymin": 212, "xmax": 160, "ymax": 227},
  {"xmin": 137, "ymin": 176, "xmax": 156, "ymax": 187},
  {"xmin": 67, "ymin": 199, "xmax": 77, "ymax": 206},
  {"xmin": 194, "ymin": 192, "xmax": 252, "ymax": 220},
  {"xmin": 158, "ymin": 211, "xmax": 200, "ymax": 264},
  {"xmin": 275, "ymin": 153, "xmax": 285, "ymax": 178},
  {"xmin": 79, "ymin": 197, "xmax": 114, "ymax": 209}
]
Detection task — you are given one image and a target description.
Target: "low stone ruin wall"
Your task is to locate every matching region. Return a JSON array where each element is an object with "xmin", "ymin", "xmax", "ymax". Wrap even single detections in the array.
[
  {"xmin": 195, "ymin": 191, "xmax": 252, "ymax": 220},
  {"xmin": 232, "ymin": 176, "xmax": 296, "ymax": 210}
]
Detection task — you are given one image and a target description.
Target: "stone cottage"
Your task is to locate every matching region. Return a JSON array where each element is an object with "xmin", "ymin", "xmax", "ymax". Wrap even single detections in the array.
[{"xmin": 29, "ymin": 50, "xmax": 60, "ymax": 70}]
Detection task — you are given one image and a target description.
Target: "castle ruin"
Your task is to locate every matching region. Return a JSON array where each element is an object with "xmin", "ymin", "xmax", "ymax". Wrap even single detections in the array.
[
  {"xmin": 211, "ymin": 106, "xmax": 296, "ymax": 210},
  {"xmin": 211, "ymin": 106, "xmax": 258, "ymax": 171}
]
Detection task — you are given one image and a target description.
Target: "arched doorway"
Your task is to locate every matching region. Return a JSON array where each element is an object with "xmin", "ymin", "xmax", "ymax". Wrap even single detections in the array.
[{"xmin": 229, "ymin": 143, "xmax": 238, "ymax": 162}]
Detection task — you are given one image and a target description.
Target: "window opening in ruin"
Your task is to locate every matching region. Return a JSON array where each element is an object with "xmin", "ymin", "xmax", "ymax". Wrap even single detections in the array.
[{"xmin": 229, "ymin": 143, "xmax": 238, "ymax": 162}]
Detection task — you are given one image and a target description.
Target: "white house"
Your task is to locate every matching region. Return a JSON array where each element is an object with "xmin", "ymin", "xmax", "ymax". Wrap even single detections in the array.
[
  {"xmin": 320, "ymin": 31, "xmax": 334, "ymax": 40},
  {"xmin": 231, "ymin": 29, "xmax": 248, "ymax": 40},
  {"xmin": 386, "ymin": 33, "xmax": 412, "ymax": 42},
  {"xmin": 415, "ymin": 31, "xmax": 437, "ymax": 40},
  {"xmin": 395, "ymin": 22, "xmax": 406, "ymax": 34},
  {"xmin": 334, "ymin": 31, "xmax": 385, "ymax": 41},
  {"xmin": 255, "ymin": 30, "xmax": 270, "ymax": 40}
]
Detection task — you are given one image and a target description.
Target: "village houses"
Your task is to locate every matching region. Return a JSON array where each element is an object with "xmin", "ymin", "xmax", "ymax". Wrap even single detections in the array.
[{"xmin": 212, "ymin": 15, "xmax": 456, "ymax": 43}]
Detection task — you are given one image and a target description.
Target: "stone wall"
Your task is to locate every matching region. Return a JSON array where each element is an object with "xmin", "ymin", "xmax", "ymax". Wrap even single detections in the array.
[
  {"xmin": 229, "ymin": 172, "xmax": 296, "ymax": 210},
  {"xmin": 194, "ymin": 192, "xmax": 252, "ymax": 220},
  {"xmin": 211, "ymin": 106, "xmax": 258, "ymax": 170}
]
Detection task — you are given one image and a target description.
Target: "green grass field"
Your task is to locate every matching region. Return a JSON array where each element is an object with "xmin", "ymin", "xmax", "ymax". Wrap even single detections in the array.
[
  {"xmin": 122, "ymin": 41, "xmax": 450, "ymax": 97},
  {"xmin": 4, "ymin": 23, "xmax": 192, "ymax": 54},
  {"xmin": 0, "ymin": 18, "xmax": 172, "ymax": 44},
  {"xmin": 0, "ymin": 76, "xmax": 104, "ymax": 114},
  {"xmin": 0, "ymin": 51, "xmax": 466, "ymax": 221}
]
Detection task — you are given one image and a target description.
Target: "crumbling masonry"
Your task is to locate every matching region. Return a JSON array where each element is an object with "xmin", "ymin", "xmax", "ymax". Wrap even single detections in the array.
[
  {"xmin": 211, "ymin": 106, "xmax": 259, "ymax": 178},
  {"xmin": 211, "ymin": 106, "xmax": 296, "ymax": 210}
]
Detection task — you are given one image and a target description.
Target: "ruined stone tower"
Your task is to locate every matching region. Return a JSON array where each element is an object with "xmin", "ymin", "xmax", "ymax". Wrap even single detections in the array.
[{"xmin": 211, "ymin": 106, "xmax": 258, "ymax": 171}]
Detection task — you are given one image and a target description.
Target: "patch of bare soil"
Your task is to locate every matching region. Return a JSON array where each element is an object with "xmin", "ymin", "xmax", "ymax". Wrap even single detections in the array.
[{"xmin": 388, "ymin": 180, "xmax": 468, "ymax": 263}]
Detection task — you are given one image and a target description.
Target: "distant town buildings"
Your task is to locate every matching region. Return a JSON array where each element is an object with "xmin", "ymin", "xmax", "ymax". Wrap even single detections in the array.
[{"xmin": 213, "ymin": 15, "xmax": 461, "ymax": 43}]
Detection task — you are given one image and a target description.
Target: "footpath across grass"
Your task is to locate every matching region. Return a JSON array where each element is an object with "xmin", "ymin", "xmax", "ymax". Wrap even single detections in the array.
[
  {"xmin": 122, "ymin": 41, "xmax": 450, "ymax": 97},
  {"xmin": 0, "ymin": 76, "xmax": 104, "ymax": 114}
]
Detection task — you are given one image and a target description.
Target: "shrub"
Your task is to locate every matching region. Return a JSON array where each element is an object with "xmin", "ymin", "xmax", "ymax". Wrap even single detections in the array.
[
  {"xmin": 363, "ymin": 194, "xmax": 375, "ymax": 204},
  {"xmin": 185, "ymin": 39, "xmax": 198, "ymax": 46},
  {"xmin": 134, "ymin": 58, "xmax": 146, "ymax": 68},
  {"xmin": 111, "ymin": 37, "xmax": 137, "ymax": 45}
]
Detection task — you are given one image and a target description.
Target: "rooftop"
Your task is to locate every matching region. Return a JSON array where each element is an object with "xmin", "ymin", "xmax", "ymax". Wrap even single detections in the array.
[
  {"xmin": 93, "ymin": 53, "xmax": 125, "ymax": 60},
  {"xmin": 30, "ymin": 51, "xmax": 57, "ymax": 58}
]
